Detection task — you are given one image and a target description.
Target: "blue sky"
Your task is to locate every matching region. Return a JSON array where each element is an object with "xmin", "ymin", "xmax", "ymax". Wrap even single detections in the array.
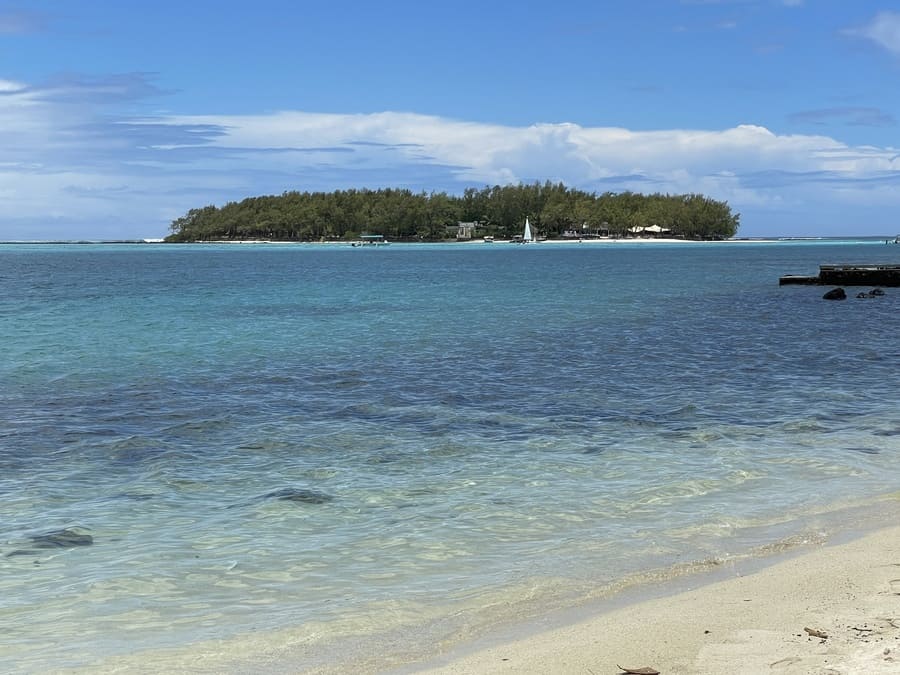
[{"xmin": 2, "ymin": 0, "xmax": 900, "ymax": 239}]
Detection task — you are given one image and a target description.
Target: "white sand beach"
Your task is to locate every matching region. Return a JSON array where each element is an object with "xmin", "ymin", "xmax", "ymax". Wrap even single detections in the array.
[
  {"xmin": 469, "ymin": 236, "xmax": 783, "ymax": 244},
  {"xmin": 409, "ymin": 522, "xmax": 900, "ymax": 675}
]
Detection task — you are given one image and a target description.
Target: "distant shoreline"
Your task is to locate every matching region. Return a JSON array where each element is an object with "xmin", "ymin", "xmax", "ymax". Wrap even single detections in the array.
[{"xmin": 2, "ymin": 236, "xmax": 894, "ymax": 246}]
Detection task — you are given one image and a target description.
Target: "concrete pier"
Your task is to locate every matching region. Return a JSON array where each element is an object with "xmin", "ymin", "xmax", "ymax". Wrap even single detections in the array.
[{"xmin": 779, "ymin": 263, "xmax": 900, "ymax": 286}]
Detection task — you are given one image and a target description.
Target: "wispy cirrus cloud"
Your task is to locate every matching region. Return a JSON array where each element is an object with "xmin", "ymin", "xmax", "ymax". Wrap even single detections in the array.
[
  {"xmin": 2, "ymin": 73, "xmax": 900, "ymax": 239},
  {"xmin": 845, "ymin": 11, "xmax": 900, "ymax": 56},
  {"xmin": 0, "ymin": 9, "xmax": 48, "ymax": 33},
  {"xmin": 2, "ymin": 72, "xmax": 172, "ymax": 105},
  {"xmin": 36, "ymin": 73, "xmax": 174, "ymax": 104},
  {"xmin": 681, "ymin": 0, "xmax": 802, "ymax": 4},
  {"xmin": 789, "ymin": 107, "xmax": 897, "ymax": 128}
]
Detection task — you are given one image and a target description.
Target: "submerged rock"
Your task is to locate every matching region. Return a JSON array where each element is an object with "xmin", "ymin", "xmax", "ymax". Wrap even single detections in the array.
[
  {"xmin": 263, "ymin": 487, "xmax": 334, "ymax": 504},
  {"xmin": 228, "ymin": 487, "xmax": 337, "ymax": 509},
  {"xmin": 6, "ymin": 528, "xmax": 94, "ymax": 557},
  {"xmin": 823, "ymin": 287, "xmax": 846, "ymax": 300},
  {"xmin": 30, "ymin": 528, "xmax": 94, "ymax": 548}
]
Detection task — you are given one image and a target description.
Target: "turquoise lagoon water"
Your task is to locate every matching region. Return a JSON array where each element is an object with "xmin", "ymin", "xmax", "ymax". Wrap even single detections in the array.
[{"xmin": 2, "ymin": 240, "xmax": 900, "ymax": 672}]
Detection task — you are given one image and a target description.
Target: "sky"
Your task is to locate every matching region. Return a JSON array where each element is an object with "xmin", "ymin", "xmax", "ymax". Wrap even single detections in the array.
[{"xmin": 2, "ymin": 0, "xmax": 900, "ymax": 240}]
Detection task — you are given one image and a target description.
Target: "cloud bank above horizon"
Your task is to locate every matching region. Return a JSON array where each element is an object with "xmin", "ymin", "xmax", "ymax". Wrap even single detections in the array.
[{"xmin": 2, "ymin": 73, "xmax": 900, "ymax": 240}]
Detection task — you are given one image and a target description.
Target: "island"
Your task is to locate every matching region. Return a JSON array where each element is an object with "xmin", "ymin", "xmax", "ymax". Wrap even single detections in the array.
[{"xmin": 164, "ymin": 182, "xmax": 740, "ymax": 243}]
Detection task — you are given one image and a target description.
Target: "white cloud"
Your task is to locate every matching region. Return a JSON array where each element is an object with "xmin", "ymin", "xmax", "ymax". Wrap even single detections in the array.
[
  {"xmin": 845, "ymin": 11, "xmax": 900, "ymax": 56},
  {"xmin": 155, "ymin": 111, "xmax": 899, "ymax": 180},
  {"xmin": 2, "ymin": 76, "xmax": 900, "ymax": 238}
]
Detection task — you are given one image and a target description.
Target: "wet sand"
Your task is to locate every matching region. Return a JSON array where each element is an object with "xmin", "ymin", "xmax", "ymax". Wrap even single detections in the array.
[{"xmin": 407, "ymin": 523, "xmax": 900, "ymax": 674}]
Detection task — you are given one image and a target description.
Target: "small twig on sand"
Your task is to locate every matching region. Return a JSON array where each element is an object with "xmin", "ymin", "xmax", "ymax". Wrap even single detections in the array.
[
  {"xmin": 617, "ymin": 667, "xmax": 660, "ymax": 675},
  {"xmin": 804, "ymin": 627, "xmax": 828, "ymax": 639}
]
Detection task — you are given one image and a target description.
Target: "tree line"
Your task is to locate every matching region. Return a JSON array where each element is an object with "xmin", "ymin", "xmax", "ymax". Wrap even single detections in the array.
[{"xmin": 165, "ymin": 182, "xmax": 740, "ymax": 242}]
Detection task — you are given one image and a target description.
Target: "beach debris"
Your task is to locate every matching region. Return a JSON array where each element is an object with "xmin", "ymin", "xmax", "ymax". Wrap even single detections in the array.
[
  {"xmin": 804, "ymin": 627, "xmax": 828, "ymax": 639},
  {"xmin": 822, "ymin": 287, "xmax": 846, "ymax": 300},
  {"xmin": 617, "ymin": 666, "xmax": 660, "ymax": 675},
  {"xmin": 771, "ymin": 657, "xmax": 802, "ymax": 668}
]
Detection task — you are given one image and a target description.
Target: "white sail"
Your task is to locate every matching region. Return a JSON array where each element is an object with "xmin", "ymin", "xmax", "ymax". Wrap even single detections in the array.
[{"xmin": 523, "ymin": 217, "xmax": 533, "ymax": 243}]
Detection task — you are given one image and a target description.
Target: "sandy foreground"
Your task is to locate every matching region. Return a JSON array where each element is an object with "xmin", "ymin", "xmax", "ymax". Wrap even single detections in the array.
[
  {"xmin": 67, "ymin": 518, "xmax": 900, "ymax": 674},
  {"xmin": 406, "ymin": 525, "xmax": 900, "ymax": 675}
]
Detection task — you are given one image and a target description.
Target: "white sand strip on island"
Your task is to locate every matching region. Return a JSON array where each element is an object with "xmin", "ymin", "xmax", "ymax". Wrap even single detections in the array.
[
  {"xmin": 465, "ymin": 237, "xmax": 784, "ymax": 244},
  {"xmin": 406, "ymin": 524, "xmax": 900, "ymax": 675}
]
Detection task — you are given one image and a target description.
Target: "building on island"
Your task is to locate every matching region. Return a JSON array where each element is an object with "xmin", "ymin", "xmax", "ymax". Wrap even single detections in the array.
[{"xmin": 455, "ymin": 221, "xmax": 479, "ymax": 240}]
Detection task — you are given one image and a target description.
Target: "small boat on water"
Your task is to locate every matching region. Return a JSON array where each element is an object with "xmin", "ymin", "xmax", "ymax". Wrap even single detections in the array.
[
  {"xmin": 523, "ymin": 217, "xmax": 536, "ymax": 243},
  {"xmin": 351, "ymin": 234, "xmax": 390, "ymax": 247},
  {"xmin": 483, "ymin": 236, "xmax": 494, "ymax": 243},
  {"xmin": 510, "ymin": 218, "xmax": 537, "ymax": 244}
]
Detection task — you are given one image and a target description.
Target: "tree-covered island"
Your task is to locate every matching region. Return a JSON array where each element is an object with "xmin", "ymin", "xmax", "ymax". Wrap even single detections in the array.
[{"xmin": 165, "ymin": 182, "xmax": 740, "ymax": 242}]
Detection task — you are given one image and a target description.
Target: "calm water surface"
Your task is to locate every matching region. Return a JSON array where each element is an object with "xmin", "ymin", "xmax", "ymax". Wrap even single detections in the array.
[{"xmin": 1, "ymin": 240, "xmax": 899, "ymax": 672}]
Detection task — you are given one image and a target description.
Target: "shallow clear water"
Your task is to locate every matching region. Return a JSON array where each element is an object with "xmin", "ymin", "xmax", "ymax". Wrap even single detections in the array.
[{"xmin": 2, "ymin": 240, "xmax": 899, "ymax": 671}]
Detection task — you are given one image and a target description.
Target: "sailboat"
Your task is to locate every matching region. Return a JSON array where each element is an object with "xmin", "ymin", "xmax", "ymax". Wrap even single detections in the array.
[{"xmin": 523, "ymin": 217, "xmax": 536, "ymax": 243}]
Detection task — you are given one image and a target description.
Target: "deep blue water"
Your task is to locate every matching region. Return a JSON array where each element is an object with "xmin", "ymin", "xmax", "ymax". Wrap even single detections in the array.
[{"xmin": 1, "ymin": 240, "xmax": 899, "ymax": 672}]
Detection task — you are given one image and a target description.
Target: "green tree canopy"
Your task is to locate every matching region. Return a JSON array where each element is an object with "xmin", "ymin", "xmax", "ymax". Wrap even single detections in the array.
[{"xmin": 165, "ymin": 183, "xmax": 740, "ymax": 242}]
